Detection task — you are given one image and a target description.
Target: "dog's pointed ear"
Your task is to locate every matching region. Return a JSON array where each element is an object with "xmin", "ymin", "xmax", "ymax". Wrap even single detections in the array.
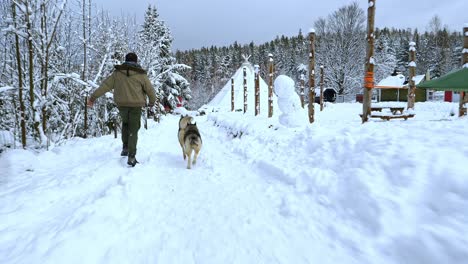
[{"xmin": 194, "ymin": 122, "xmax": 196, "ymax": 125}]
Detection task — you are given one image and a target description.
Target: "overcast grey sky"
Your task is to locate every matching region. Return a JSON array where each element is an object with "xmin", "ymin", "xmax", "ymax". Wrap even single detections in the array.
[{"xmin": 92, "ymin": 0, "xmax": 468, "ymax": 51}]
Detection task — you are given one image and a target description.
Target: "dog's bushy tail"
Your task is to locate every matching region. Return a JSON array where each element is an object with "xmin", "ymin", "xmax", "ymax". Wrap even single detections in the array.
[{"xmin": 189, "ymin": 135, "xmax": 199, "ymax": 146}]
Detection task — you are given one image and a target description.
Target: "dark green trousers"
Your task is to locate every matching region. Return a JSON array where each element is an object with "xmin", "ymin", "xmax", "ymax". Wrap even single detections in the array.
[{"xmin": 118, "ymin": 107, "xmax": 141, "ymax": 156}]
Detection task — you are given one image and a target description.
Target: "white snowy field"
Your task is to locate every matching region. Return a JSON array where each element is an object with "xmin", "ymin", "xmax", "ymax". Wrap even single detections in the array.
[{"xmin": 1, "ymin": 102, "xmax": 468, "ymax": 264}]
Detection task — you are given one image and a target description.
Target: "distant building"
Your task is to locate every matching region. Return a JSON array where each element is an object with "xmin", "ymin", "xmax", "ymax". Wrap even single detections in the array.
[{"xmin": 375, "ymin": 71, "xmax": 427, "ymax": 102}]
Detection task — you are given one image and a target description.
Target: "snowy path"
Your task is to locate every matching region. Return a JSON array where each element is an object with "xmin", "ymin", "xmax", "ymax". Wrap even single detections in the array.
[
  {"xmin": 0, "ymin": 115, "xmax": 339, "ymax": 264},
  {"xmin": 1, "ymin": 103, "xmax": 468, "ymax": 264}
]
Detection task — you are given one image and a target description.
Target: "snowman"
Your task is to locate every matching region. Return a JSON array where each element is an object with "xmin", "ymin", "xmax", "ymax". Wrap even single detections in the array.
[{"xmin": 274, "ymin": 75, "xmax": 304, "ymax": 127}]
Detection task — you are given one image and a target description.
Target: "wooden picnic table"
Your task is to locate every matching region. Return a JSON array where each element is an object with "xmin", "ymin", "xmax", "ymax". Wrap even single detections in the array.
[{"xmin": 361, "ymin": 106, "xmax": 414, "ymax": 121}]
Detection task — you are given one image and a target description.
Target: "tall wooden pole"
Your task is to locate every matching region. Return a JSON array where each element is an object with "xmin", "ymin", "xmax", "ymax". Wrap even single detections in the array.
[
  {"xmin": 308, "ymin": 29, "xmax": 316, "ymax": 123},
  {"xmin": 300, "ymin": 74, "xmax": 305, "ymax": 108},
  {"xmin": 407, "ymin": 42, "xmax": 416, "ymax": 109},
  {"xmin": 268, "ymin": 54, "xmax": 274, "ymax": 117},
  {"xmin": 460, "ymin": 25, "xmax": 468, "ymax": 116},
  {"xmin": 320, "ymin": 65, "xmax": 324, "ymax": 111},
  {"xmin": 254, "ymin": 65, "xmax": 260, "ymax": 116},
  {"xmin": 362, "ymin": 0, "xmax": 376, "ymax": 123},
  {"xmin": 243, "ymin": 67, "xmax": 247, "ymax": 114},
  {"xmin": 231, "ymin": 78, "xmax": 235, "ymax": 111}
]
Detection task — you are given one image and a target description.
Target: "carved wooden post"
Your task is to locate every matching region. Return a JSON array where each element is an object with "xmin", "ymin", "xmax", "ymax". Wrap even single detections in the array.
[
  {"xmin": 308, "ymin": 29, "xmax": 316, "ymax": 123},
  {"xmin": 243, "ymin": 67, "xmax": 247, "ymax": 113},
  {"xmin": 268, "ymin": 53, "xmax": 274, "ymax": 117},
  {"xmin": 362, "ymin": 0, "xmax": 376, "ymax": 123},
  {"xmin": 300, "ymin": 74, "xmax": 305, "ymax": 108},
  {"xmin": 254, "ymin": 65, "xmax": 260, "ymax": 116},
  {"xmin": 407, "ymin": 41, "xmax": 417, "ymax": 109},
  {"xmin": 320, "ymin": 65, "xmax": 324, "ymax": 111},
  {"xmin": 460, "ymin": 25, "xmax": 468, "ymax": 116},
  {"xmin": 231, "ymin": 78, "xmax": 235, "ymax": 111}
]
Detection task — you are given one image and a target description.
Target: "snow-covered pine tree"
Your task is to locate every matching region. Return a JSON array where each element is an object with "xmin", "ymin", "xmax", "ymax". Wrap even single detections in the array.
[{"xmin": 138, "ymin": 5, "xmax": 191, "ymax": 112}]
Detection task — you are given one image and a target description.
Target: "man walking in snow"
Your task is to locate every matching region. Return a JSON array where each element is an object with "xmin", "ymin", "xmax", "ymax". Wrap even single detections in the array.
[{"xmin": 87, "ymin": 52, "xmax": 156, "ymax": 167}]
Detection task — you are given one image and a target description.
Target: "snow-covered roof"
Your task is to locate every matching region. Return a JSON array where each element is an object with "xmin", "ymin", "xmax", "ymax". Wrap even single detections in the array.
[
  {"xmin": 413, "ymin": 75, "xmax": 425, "ymax": 85},
  {"xmin": 375, "ymin": 73, "xmax": 426, "ymax": 89},
  {"xmin": 375, "ymin": 74, "xmax": 406, "ymax": 88}
]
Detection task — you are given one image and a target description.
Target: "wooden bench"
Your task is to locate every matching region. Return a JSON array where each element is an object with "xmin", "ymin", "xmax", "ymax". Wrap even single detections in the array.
[
  {"xmin": 373, "ymin": 114, "xmax": 414, "ymax": 120},
  {"xmin": 360, "ymin": 113, "xmax": 415, "ymax": 121},
  {"xmin": 370, "ymin": 106, "xmax": 405, "ymax": 115}
]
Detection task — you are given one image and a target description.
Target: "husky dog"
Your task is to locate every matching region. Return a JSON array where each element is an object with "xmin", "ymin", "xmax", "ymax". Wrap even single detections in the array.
[
  {"xmin": 183, "ymin": 123, "xmax": 202, "ymax": 169},
  {"xmin": 178, "ymin": 115, "xmax": 194, "ymax": 159}
]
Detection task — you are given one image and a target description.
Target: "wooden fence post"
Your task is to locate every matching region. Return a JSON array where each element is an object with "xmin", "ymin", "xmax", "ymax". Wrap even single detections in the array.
[
  {"xmin": 460, "ymin": 25, "xmax": 468, "ymax": 116},
  {"xmin": 362, "ymin": 0, "xmax": 376, "ymax": 123},
  {"xmin": 407, "ymin": 41, "xmax": 416, "ymax": 109},
  {"xmin": 254, "ymin": 65, "xmax": 260, "ymax": 116},
  {"xmin": 308, "ymin": 29, "xmax": 316, "ymax": 123},
  {"xmin": 231, "ymin": 78, "xmax": 235, "ymax": 111},
  {"xmin": 243, "ymin": 67, "xmax": 247, "ymax": 114},
  {"xmin": 268, "ymin": 54, "xmax": 274, "ymax": 117},
  {"xmin": 320, "ymin": 65, "xmax": 324, "ymax": 111}
]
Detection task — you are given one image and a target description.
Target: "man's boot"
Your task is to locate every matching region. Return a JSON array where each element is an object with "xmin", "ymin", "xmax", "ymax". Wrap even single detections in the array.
[
  {"xmin": 121, "ymin": 145, "xmax": 129, "ymax": 156},
  {"xmin": 127, "ymin": 154, "xmax": 138, "ymax": 167}
]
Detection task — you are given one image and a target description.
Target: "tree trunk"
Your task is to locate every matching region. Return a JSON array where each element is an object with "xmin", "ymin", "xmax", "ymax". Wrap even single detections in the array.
[
  {"xmin": 24, "ymin": 2, "xmax": 42, "ymax": 141},
  {"xmin": 83, "ymin": 0, "xmax": 88, "ymax": 138},
  {"xmin": 40, "ymin": 2, "xmax": 49, "ymax": 133},
  {"xmin": 300, "ymin": 75, "xmax": 305, "ymax": 108},
  {"xmin": 362, "ymin": 0, "xmax": 376, "ymax": 123},
  {"xmin": 12, "ymin": 2, "xmax": 26, "ymax": 148}
]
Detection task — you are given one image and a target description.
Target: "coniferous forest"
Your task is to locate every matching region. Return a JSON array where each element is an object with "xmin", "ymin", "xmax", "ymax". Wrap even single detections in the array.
[
  {"xmin": 0, "ymin": 1, "xmax": 463, "ymax": 149},
  {"xmin": 178, "ymin": 4, "xmax": 462, "ymax": 109}
]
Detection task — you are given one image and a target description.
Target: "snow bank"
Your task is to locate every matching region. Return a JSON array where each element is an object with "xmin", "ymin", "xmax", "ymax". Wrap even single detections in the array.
[{"xmin": 206, "ymin": 102, "xmax": 468, "ymax": 263}]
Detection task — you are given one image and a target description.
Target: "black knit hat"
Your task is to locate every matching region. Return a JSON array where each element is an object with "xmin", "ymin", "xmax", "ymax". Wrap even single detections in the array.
[{"xmin": 125, "ymin": 52, "xmax": 138, "ymax": 63}]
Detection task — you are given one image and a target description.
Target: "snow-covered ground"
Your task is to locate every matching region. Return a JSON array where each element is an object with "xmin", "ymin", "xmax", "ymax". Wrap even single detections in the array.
[{"xmin": 1, "ymin": 102, "xmax": 467, "ymax": 264}]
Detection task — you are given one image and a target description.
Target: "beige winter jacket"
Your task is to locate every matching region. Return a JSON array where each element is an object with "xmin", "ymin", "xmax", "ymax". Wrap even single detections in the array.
[{"xmin": 90, "ymin": 63, "xmax": 157, "ymax": 107}]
